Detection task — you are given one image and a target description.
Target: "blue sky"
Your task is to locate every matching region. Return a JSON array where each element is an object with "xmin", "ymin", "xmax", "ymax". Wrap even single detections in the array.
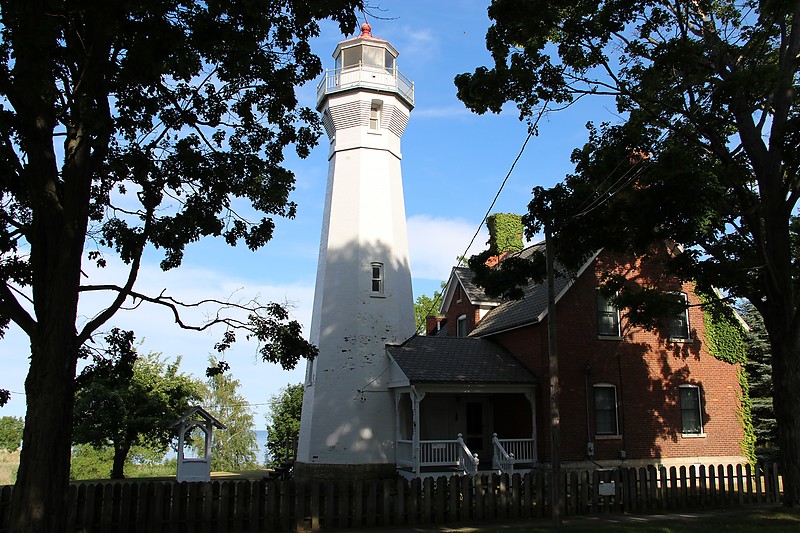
[{"xmin": 1, "ymin": 1, "xmax": 617, "ymax": 425}]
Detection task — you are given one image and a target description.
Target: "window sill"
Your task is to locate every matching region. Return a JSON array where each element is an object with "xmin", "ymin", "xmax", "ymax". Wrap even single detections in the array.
[
  {"xmin": 680, "ymin": 432, "xmax": 706, "ymax": 438},
  {"xmin": 597, "ymin": 335, "xmax": 622, "ymax": 341},
  {"xmin": 595, "ymin": 434, "xmax": 623, "ymax": 440},
  {"xmin": 370, "ymin": 293, "xmax": 386, "ymax": 298},
  {"xmin": 669, "ymin": 337, "xmax": 695, "ymax": 344}
]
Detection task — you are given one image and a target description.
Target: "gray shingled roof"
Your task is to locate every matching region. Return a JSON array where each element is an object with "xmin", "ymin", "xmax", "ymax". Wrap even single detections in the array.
[
  {"xmin": 468, "ymin": 243, "xmax": 575, "ymax": 337},
  {"xmin": 453, "ymin": 267, "xmax": 497, "ymax": 305},
  {"xmin": 387, "ymin": 336, "xmax": 537, "ymax": 384}
]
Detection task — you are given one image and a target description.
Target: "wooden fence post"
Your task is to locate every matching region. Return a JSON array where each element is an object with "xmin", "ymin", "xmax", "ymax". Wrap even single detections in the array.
[
  {"xmin": 462, "ymin": 475, "xmax": 474, "ymax": 522},
  {"xmin": 474, "ymin": 474, "xmax": 484, "ymax": 521},
  {"xmin": 434, "ymin": 476, "xmax": 447, "ymax": 524},
  {"xmin": 446, "ymin": 475, "xmax": 464, "ymax": 524},
  {"xmin": 383, "ymin": 478, "xmax": 393, "ymax": 527},
  {"xmin": 395, "ymin": 478, "xmax": 406, "ymax": 527},
  {"xmin": 409, "ymin": 477, "xmax": 420, "ymax": 526},
  {"xmin": 510, "ymin": 473, "xmax": 521, "ymax": 520}
]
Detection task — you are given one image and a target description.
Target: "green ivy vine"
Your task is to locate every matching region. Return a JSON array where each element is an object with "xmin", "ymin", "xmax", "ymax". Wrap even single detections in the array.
[
  {"xmin": 699, "ymin": 291, "xmax": 756, "ymax": 464},
  {"xmin": 487, "ymin": 213, "xmax": 524, "ymax": 255}
]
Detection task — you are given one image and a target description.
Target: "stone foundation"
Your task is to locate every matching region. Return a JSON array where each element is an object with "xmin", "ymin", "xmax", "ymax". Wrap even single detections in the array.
[{"xmin": 293, "ymin": 462, "xmax": 396, "ymax": 482}]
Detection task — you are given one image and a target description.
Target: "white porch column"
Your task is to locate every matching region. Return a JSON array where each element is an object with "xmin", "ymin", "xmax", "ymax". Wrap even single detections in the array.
[
  {"xmin": 525, "ymin": 390, "xmax": 538, "ymax": 463},
  {"xmin": 410, "ymin": 387, "xmax": 425, "ymax": 475},
  {"xmin": 394, "ymin": 392, "xmax": 402, "ymax": 467}
]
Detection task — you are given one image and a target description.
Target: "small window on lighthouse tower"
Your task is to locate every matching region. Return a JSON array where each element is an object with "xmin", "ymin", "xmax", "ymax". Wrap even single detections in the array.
[
  {"xmin": 370, "ymin": 101, "xmax": 382, "ymax": 131},
  {"xmin": 371, "ymin": 262, "xmax": 384, "ymax": 295}
]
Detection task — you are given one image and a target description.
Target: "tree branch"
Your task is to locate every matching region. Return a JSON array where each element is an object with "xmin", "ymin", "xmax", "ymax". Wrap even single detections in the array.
[{"xmin": 0, "ymin": 282, "xmax": 36, "ymax": 335}]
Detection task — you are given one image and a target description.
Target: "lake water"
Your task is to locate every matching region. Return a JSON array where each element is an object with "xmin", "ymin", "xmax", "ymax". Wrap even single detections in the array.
[{"xmin": 166, "ymin": 429, "xmax": 271, "ymax": 464}]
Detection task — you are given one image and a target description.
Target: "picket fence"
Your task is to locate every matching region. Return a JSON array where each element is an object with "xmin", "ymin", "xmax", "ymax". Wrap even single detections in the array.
[{"xmin": 0, "ymin": 463, "xmax": 782, "ymax": 532}]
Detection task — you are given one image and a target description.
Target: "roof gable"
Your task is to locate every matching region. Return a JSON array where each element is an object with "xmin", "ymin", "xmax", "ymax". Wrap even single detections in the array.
[
  {"xmin": 469, "ymin": 245, "xmax": 599, "ymax": 337},
  {"xmin": 439, "ymin": 266, "xmax": 501, "ymax": 315}
]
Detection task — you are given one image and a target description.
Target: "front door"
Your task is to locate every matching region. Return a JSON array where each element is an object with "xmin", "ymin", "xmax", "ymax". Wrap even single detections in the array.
[{"xmin": 464, "ymin": 399, "xmax": 492, "ymax": 467}]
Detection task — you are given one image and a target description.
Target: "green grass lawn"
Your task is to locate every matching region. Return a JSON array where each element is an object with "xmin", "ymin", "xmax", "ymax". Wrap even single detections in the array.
[{"xmin": 0, "ymin": 450, "xmax": 19, "ymax": 485}]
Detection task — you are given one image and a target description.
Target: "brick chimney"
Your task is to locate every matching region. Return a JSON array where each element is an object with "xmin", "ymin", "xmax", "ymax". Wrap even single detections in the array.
[{"xmin": 485, "ymin": 213, "xmax": 524, "ymax": 267}]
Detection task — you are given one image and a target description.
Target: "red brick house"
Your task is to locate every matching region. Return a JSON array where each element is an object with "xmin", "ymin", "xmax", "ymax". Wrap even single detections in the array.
[{"xmin": 386, "ymin": 242, "xmax": 747, "ymax": 478}]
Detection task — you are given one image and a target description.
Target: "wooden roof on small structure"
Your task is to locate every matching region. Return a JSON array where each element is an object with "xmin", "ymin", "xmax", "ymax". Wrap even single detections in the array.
[{"xmin": 172, "ymin": 406, "xmax": 227, "ymax": 430}]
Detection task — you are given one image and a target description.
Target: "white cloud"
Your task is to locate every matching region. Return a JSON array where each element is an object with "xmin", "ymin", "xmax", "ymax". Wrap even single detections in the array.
[
  {"xmin": 407, "ymin": 214, "xmax": 489, "ymax": 281},
  {"xmin": 412, "ymin": 105, "xmax": 473, "ymax": 120}
]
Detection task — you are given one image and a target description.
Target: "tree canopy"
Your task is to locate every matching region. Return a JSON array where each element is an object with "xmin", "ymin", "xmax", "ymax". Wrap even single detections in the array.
[
  {"xmin": 0, "ymin": 416, "xmax": 23, "ymax": 452},
  {"xmin": 414, "ymin": 282, "xmax": 445, "ymax": 334},
  {"xmin": 456, "ymin": 0, "xmax": 800, "ymax": 505},
  {"xmin": 0, "ymin": 1, "xmax": 363, "ymax": 530},
  {"xmin": 201, "ymin": 360, "xmax": 260, "ymax": 472},
  {"xmin": 73, "ymin": 329, "xmax": 201, "ymax": 479},
  {"xmin": 742, "ymin": 304, "xmax": 779, "ymax": 462},
  {"xmin": 265, "ymin": 383, "xmax": 303, "ymax": 467}
]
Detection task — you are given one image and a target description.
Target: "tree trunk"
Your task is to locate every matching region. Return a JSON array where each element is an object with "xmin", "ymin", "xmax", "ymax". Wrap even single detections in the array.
[
  {"xmin": 111, "ymin": 442, "xmax": 131, "ymax": 480},
  {"xmin": 10, "ymin": 335, "xmax": 79, "ymax": 533},
  {"xmin": 771, "ymin": 333, "xmax": 800, "ymax": 506}
]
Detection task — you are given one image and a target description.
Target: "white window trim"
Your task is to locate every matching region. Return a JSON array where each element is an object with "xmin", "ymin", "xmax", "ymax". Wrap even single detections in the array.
[
  {"xmin": 679, "ymin": 384, "xmax": 705, "ymax": 437},
  {"xmin": 668, "ymin": 292, "xmax": 691, "ymax": 341},
  {"xmin": 593, "ymin": 383, "xmax": 620, "ymax": 437},
  {"xmin": 370, "ymin": 262, "xmax": 385, "ymax": 297},
  {"xmin": 369, "ymin": 100, "xmax": 382, "ymax": 132},
  {"xmin": 596, "ymin": 288, "xmax": 621, "ymax": 339}
]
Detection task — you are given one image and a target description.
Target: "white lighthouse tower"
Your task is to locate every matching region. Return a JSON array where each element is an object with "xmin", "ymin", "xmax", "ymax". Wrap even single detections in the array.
[{"xmin": 295, "ymin": 23, "xmax": 416, "ymax": 480}]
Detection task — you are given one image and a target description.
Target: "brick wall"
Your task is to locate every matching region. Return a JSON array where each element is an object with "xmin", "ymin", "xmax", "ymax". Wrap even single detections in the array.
[
  {"xmin": 444, "ymin": 282, "xmax": 483, "ymax": 337},
  {"xmin": 478, "ymin": 250, "xmax": 745, "ymax": 464}
]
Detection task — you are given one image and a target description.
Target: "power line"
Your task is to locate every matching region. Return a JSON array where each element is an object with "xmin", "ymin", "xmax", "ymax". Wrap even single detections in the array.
[{"xmin": 415, "ymin": 104, "xmax": 550, "ymax": 332}]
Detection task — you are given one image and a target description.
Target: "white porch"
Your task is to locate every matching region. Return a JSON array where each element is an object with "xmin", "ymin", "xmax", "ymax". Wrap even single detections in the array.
[{"xmin": 392, "ymin": 386, "xmax": 538, "ymax": 479}]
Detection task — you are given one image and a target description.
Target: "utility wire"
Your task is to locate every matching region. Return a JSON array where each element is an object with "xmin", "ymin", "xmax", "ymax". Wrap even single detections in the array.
[{"xmin": 415, "ymin": 103, "xmax": 550, "ymax": 333}]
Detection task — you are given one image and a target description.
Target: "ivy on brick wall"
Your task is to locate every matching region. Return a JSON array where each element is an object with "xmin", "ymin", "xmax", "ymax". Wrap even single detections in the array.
[
  {"xmin": 487, "ymin": 213, "xmax": 524, "ymax": 255},
  {"xmin": 700, "ymin": 291, "xmax": 755, "ymax": 463}
]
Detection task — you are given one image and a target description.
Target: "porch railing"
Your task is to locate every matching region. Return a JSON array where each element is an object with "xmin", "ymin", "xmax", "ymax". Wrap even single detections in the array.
[
  {"xmin": 496, "ymin": 435, "xmax": 535, "ymax": 463},
  {"xmin": 492, "ymin": 434, "xmax": 515, "ymax": 475},
  {"xmin": 397, "ymin": 436, "xmax": 479, "ymax": 475},
  {"xmin": 457, "ymin": 434, "xmax": 480, "ymax": 475},
  {"xmin": 316, "ymin": 64, "xmax": 415, "ymax": 106}
]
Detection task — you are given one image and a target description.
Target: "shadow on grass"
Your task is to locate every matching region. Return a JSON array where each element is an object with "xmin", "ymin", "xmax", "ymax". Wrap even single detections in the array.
[{"xmin": 390, "ymin": 506, "xmax": 800, "ymax": 533}]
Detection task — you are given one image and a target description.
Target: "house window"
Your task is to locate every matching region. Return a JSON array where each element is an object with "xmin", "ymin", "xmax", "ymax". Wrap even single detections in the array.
[
  {"xmin": 593, "ymin": 384, "xmax": 619, "ymax": 436},
  {"xmin": 457, "ymin": 315, "xmax": 467, "ymax": 337},
  {"xmin": 369, "ymin": 101, "xmax": 381, "ymax": 131},
  {"xmin": 597, "ymin": 289, "xmax": 620, "ymax": 337},
  {"xmin": 680, "ymin": 385, "xmax": 703, "ymax": 435},
  {"xmin": 668, "ymin": 292, "xmax": 690, "ymax": 340},
  {"xmin": 371, "ymin": 262, "xmax": 384, "ymax": 295}
]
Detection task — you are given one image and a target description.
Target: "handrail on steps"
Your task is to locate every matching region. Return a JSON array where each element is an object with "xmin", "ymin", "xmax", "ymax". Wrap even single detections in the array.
[
  {"xmin": 492, "ymin": 433, "xmax": 515, "ymax": 475},
  {"xmin": 456, "ymin": 433, "xmax": 479, "ymax": 475}
]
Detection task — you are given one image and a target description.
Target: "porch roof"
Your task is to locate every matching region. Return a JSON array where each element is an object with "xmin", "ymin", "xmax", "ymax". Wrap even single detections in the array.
[{"xmin": 387, "ymin": 336, "xmax": 537, "ymax": 384}]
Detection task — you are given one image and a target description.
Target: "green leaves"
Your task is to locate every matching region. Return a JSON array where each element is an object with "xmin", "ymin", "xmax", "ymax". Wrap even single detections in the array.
[
  {"xmin": 0, "ymin": 416, "xmax": 23, "ymax": 452},
  {"xmin": 73, "ymin": 329, "xmax": 202, "ymax": 477},
  {"xmin": 265, "ymin": 383, "xmax": 303, "ymax": 467}
]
